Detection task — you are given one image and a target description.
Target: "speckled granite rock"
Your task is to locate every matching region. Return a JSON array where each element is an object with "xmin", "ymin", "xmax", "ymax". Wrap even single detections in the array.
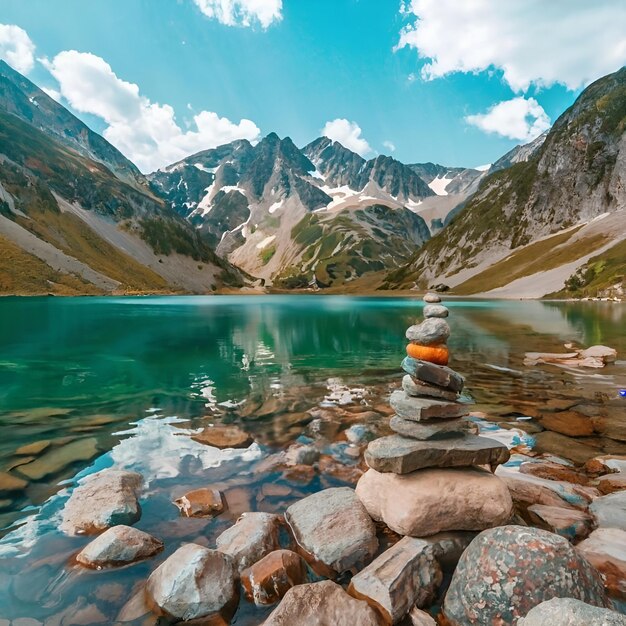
[
  {"xmin": 518, "ymin": 598, "xmax": 626, "ymax": 625},
  {"xmin": 286, "ymin": 487, "xmax": 378, "ymax": 576},
  {"xmin": 443, "ymin": 525, "xmax": 611, "ymax": 626}
]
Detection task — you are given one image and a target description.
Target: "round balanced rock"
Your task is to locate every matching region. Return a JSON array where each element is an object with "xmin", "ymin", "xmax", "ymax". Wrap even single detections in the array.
[
  {"xmin": 406, "ymin": 319, "xmax": 450, "ymax": 346},
  {"xmin": 423, "ymin": 293, "xmax": 441, "ymax": 303},
  {"xmin": 423, "ymin": 304, "xmax": 449, "ymax": 319}
]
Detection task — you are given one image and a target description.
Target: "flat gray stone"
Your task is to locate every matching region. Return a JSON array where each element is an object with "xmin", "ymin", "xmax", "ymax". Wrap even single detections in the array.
[
  {"xmin": 518, "ymin": 598, "xmax": 626, "ymax": 625},
  {"xmin": 402, "ymin": 357, "xmax": 465, "ymax": 392},
  {"xmin": 423, "ymin": 304, "xmax": 449, "ymax": 318},
  {"xmin": 390, "ymin": 390, "xmax": 469, "ymax": 421},
  {"xmin": 365, "ymin": 435, "xmax": 510, "ymax": 474},
  {"xmin": 589, "ymin": 491, "xmax": 626, "ymax": 530},
  {"xmin": 406, "ymin": 319, "xmax": 450, "ymax": 345},
  {"xmin": 348, "ymin": 536, "xmax": 442, "ymax": 623},
  {"xmin": 402, "ymin": 375, "xmax": 458, "ymax": 401},
  {"xmin": 390, "ymin": 415, "xmax": 470, "ymax": 440},
  {"xmin": 286, "ymin": 487, "xmax": 378, "ymax": 576}
]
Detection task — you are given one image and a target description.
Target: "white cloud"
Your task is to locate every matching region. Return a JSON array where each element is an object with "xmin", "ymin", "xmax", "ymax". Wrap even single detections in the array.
[
  {"xmin": 43, "ymin": 50, "xmax": 261, "ymax": 172},
  {"xmin": 383, "ymin": 140, "xmax": 396, "ymax": 153},
  {"xmin": 465, "ymin": 97, "xmax": 551, "ymax": 143},
  {"xmin": 396, "ymin": 0, "xmax": 626, "ymax": 92},
  {"xmin": 41, "ymin": 87, "xmax": 62, "ymax": 102},
  {"xmin": 0, "ymin": 24, "xmax": 36, "ymax": 74},
  {"xmin": 193, "ymin": 0, "xmax": 282, "ymax": 28},
  {"xmin": 322, "ymin": 119, "xmax": 373, "ymax": 157}
]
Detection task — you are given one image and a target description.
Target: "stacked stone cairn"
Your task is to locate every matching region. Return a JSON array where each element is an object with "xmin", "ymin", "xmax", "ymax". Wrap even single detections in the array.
[{"xmin": 355, "ymin": 293, "xmax": 515, "ymax": 538}]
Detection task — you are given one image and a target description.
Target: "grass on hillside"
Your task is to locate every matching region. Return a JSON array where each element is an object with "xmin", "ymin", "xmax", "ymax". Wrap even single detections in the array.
[{"xmin": 452, "ymin": 227, "xmax": 610, "ymax": 294}]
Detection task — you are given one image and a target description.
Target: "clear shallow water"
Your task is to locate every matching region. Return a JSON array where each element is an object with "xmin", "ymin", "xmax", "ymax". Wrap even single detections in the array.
[{"xmin": 0, "ymin": 296, "xmax": 625, "ymax": 623}]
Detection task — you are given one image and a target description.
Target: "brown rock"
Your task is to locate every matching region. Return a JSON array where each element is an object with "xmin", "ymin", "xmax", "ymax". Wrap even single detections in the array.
[
  {"xmin": 241, "ymin": 549, "xmax": 307, "ymax": 605},
  {"xmin": 533, "ymin": 431, "xmax": 602, "ymax": 465},
  {"xmin": 356, "ymin": 467, "xmax": 513, "ymax": 537},
  {"xmin": 286, "ymin": 487, "xmax": 378, "ymax": 576},
  {"xmin": 17, "ymin": 438, "xmax": 99, "ymax": 480},
  {"xmin": 348, "ymin": 536, "xmax": 442, "ymax": 623},
  {"xmin": 577, "ymin": 528, "xmax": 626, "ymax": 599},
  {"xmin": 390, "ymin": 391, "xmax": 469, "ymax": 421},
  {"xmin": 598, "ymin": 472, "xmax": 626, "ymax": 494},
  {"xmin": 174, "ymin": 488, "xmax": 225, "ymax": 517},
  {"xmin": 15, "ymin": 440, "xmax": 51, "ymax": 455},
  {"xmin": 408, "ymin": 607, "xmax": 436, "ymax": 625},
  {"xmin": 76, "ymin": 525, "xmax": 163, "ymax": 568},
  {"xmin": 592, "ymin": 413, "xmax": 626, "ymax": 443},
  {"xmin": 263, "ymin": 580, "xmax": 384, "ymax": 626},
  {"xmin": 527, "ymin": 504, "xmax": 592, "ymax": 541},
  {"xmin": 585, "ymin": 455, "xmax": 626, "ymax": 476},
  {"xmin": 389, "ymin": 415, "xmax": 470, "ymax": 440},
  {"xmin": 365, "ymin": 435, "xmax": 509, "ymax": 474},
  {"xmin": 540, "ymin": 411, "xmax": 594, "ymax": 436},
  {"xmin": 402, "ymin": 375, "xmax": 458, "ymax": 402},
  {"xmin": 191, "ymin": 425, "xmax": 253, "ymax": 449},
  {"xmin": 216, "ymin": 512, "xmax": 284, "ymax": 572},
  {"xmin": 0, "ymin": 471, "xmax": 27, "ymax": 494},
  {"xmin": 519, "ymin": 460, "xmax": 590, "ymax": 485}
]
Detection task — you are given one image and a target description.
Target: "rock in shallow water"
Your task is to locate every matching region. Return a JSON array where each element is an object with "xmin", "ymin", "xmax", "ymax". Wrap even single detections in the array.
[
  {"xmin": 241, "ymin": 549, "xmax": 307, "ymax": 606},
  {"xmin": 402, "ymin": 358, "xmax": 464, "ymax": 392},
  {"xmin": 356, "ymin": 467, "xmax": 512, "ymax": 537},
  {"xmin": 286, "ymin": 487, "xmax": 378, "ymax": 576},
  {"xmin": 263, "ymin": 580, "xmax": 384, "ymax": 626},
  {"xmin": 174, "ymin": 487, "xmax": 225, "ymax": 518},
  {"xmin": 443, "ymin": 525, "xmax": 611, "ymax": 626},
  {"xmin": 191, "ymin": 424, "xmax": 252, "ymax": 449},
  {"xmin": 389, "ymin": 415, "xmax": 470, "ymax": 440},
  {"xmin": 518, "ymin": 598, "xmax": 626, "ymax": 626},
  {"xmin": 146, "ymin": 543, "xmax": 238, "ymax": 622},
  {"xmin": 61, "ymin": 469, "xmax": 143, "ymax": 535},
  {"xmin": 348, "ymin": 536, "xmax": 442, "ymax": 623},
  {"xmin": 365, "ymin": 434, "xmax": 509, "ymax": 474},
  {"xmin": 390, "ymin": 391, "xmax": 469, "ymax": 421},
  {"xmin": 423, "ymin": 292, "xmax": 441, "ymax": 303},
  {"xmin": 405, "ymin": 318, "xmax": 450, "ymax": 346},
  {"xmin": 216, "ymin": 512, "xmax": 283, "ymax": 572},
  {"xmin": 76, "ymin": 525, "xmax": 163, "ymax": 568}
]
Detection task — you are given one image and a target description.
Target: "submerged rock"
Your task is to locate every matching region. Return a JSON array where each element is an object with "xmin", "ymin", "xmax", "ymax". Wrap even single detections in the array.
[
  {"xmin": 286, "ymin": 487, "xmax": 378, "ymax": 576},
  {"xmin": 146, "ymin": 543, "xmax": 238, "ymax": 622},
  {"xmin": 174, "ymin": 487, "xmax": 225, "ymax": 518},
  {"xmin": 263, "ymin": 580, "xmax": 384, "ymax": 626},
  {"xmin": 76, "ymin": 525, "xmax": 163, "ymax": 568},
  {"xmin": 518, "ymin": 598, "xmax": 626, "ymax": 625},
  {"xmin": 0, "ymin": 471, "xmax": 27, "ymax": 494},
  {"xmin": 17, "ymin": 438, "xmax": 99, "ymax": 481},
  {"xmin": 577, "ymin": 528, "xmax": 626, "ymax": 599},
  {"xmin": 366, "ymin": 434, "xmax": 509, "ymax": 474},
  {"xmin": 356, "ymin": 468, "xmax": 512, "ymax": 537},
  {"xmin": 191, "ymin": 424, "xmax": 252, "ymax": 449},
  {"xmin": 216, "ymin": 512, "xmax": 283, "ymax": 572},
  {"xmin": 443, "ymin": 525, "xmax": 611, "ymax": 626},
  {"xmin": 61, "ymin": 469, "xmax": 143, "ymax": 535},
  {"xmin": 241, "ymin": 549, "xmax": 307, "ymax": 606},
  {"xmin": 348, "ymin": 536, "xmax": 442, "ymax": 623}
]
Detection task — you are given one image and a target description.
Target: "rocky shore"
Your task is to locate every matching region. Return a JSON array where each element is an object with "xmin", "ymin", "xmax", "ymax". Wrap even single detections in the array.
[{"xmin": 2, "ymin": 294, "xmax": 626, "ymax": 625}]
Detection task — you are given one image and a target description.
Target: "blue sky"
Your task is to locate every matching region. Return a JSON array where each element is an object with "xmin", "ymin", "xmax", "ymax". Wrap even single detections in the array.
[{"xmin": 1, "ymin": 0, "xmax": 625, "ymax": 172}]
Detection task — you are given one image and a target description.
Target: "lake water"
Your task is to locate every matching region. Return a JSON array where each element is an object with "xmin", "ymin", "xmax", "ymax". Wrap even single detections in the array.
[{"xmin": 0, "ymin": 295, "xmax": 625, "ymax": 623}]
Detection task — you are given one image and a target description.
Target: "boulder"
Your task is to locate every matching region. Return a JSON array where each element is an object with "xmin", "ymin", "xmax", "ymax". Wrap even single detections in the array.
[
  {"xmin": 496, "ymin": 466, "xmax": 598, "ymax": 510},
  {"xmin": 76, "ymin": 525, "xmax": 163, "ymax": 568},
  {"xmin": 402, "ymin": 358, "xmax": 464, "ymax": 392},
  {"xmin": 263, "ymin": 580, "xmax": 384, "ymax": 626},
  {"xmin": 585, "ymin": 455, "xmax": 626, "ymax": 476},
  {"xmin": 406, "ymin": 319, "xmax": 450, "ymax": 346},
  {"xmin": 423, "ymin": 304, "xmax": 449, "ymax": 318},
  {"xmin": 356, "ymin": 468, "xmax": 512, "ymax": 537},
  {"xmin": 598, "ymin": 472, "xmax": 626, "ymax": 494},
  {"xmin": 390, "ymin": 391, "xmax": 468, "ymax": 421},
  {"xmin": 174, "ymin": 487, "xmax": 225, "ymax": 518},
  {"xmin": 577, "ymin": 528, "xmax": 626, "ymax": 599},
  {"xmin": 443, "ymin": 525, "xmax": 611, "ymax": 626},
  {"xmin": 540, "ymin": 411, "xmax": 594, "ymax": 437},
  {"xmin": 518, "ymin": 598, "xmax": 626, "ymax": 625},
  {"xmin": 402, "ymin": 375, "xmax": 458, "ymax": 402},
  {"xmin": 390, "ymin": 415, "xmax": 470, "ymax": 440},
  {"xmin": 61, "ymin": 470, "xmax": 143, "ymax": 535},
  {"xmin": 216, "ymin": 512, "xmax": 284, "ymax": 572},
  {"xmin": 348, "ymin": 536, "xmax": 442, "ymax": 623},
  {"xmin": 145, "ymin": 543, "xmax": 237, "ymax": 622},
  {"xmin": 365, "ymin": 435, "xmax": 509, "ymax": 474},
  {"xmin": 590, "ymin": 491, "xmax": 626, "ymax": 530},
  {"xmin": 191, "ymin": 424, "xmax": 252, "ymax": 449},
  {"xmin": 241, "ymin": 549, "xmax": 307, "ymax": 606},
  {"xmin": 519, "ymin": 460, "xmax": 590, "ymax": 485},
  {"xmin": 580, "ymin": 345, "xmax": 617, "ymax": 363},
  {"xmin": 408, "ymin": 608, "xmax": 436, "ymax": 625},
  {"xmin": 285, "ymin": 487, "xmax": 378, "ymax": 576},
  {"xmin": 591, "ymin": 414, "xmax": 626, "ymax": 443},
  {"xmin": 533, "ymin": 430, "xmax": 603, "ymax": 465},
  {"xmin": 527, "ymin": 504, "xmax": 592, "ymax": 541}
]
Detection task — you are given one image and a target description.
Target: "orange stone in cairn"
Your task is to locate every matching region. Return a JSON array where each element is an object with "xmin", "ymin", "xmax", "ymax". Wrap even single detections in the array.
[
  {"xmin": 406, "ymin": 343, "xmax": 449, "ymax": 366},
  {"xmin": 241, "ymin": 549, "xmax": 307, "ymax": 605}
]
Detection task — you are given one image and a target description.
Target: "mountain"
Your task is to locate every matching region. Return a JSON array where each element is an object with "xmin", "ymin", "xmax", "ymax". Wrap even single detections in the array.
[
  {"xmin": 150, "ymin": 135, "xmax": 437, "ymax": 287},
  {"xmin": 0, "ymin": 63, "xmax": 245, "ymax": 295},
  {"xmin": 488, "ymin": 131, "xmax": 548, "ymax": 174},
  {"xmin": 384, "ymin": 67, "xmax": 626, "ymax": 298}
]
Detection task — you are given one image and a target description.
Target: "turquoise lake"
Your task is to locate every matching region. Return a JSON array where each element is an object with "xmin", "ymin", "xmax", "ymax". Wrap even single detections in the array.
[{"xmin": 0, "ymin": 295, "xmax": 625, "ymax": 623}]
